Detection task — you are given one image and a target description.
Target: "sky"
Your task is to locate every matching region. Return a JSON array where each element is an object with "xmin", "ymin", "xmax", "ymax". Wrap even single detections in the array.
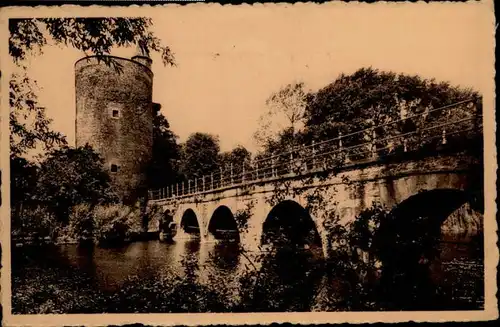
[{"xmin": 20, "ymin": 2, "xmax": 493, "ymax": 153}]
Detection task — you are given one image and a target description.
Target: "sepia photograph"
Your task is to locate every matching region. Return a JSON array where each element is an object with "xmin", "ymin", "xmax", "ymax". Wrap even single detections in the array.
[{"xmin": 0, "ymin": 1, "xmax": 497, "ymax": 325}]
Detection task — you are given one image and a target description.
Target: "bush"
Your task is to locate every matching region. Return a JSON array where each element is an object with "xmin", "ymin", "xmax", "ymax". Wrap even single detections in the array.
[
  {"xmin": 34, "ymin": 145, "xmax": 118, "ymax": 224},
  {"xmin": 16, "ymin": 203, "xmax": 146, "ymax": 246},
  {"xmin": 12, "ymin": 206, "xmax": 61, "ymax": 242},
  {"xmin": 67, "ymin": 204, "xmax": 94, "ymax": 242},
  {"xmin": 92, "ymin": 204, "xmax": 142, "ymax": 245},
  {"xmin": 145, "ymin": 203, "xmax": 164, "ymax": 232}
]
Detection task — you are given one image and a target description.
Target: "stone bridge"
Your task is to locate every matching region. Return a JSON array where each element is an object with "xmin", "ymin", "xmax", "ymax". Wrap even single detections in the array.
[
  {"xmin": 148, "ymin": 99, "xmax": 483, "ymax": 259},
  {"xmin": 149, "ymin": 154, "xmax": 481, "ymax": 258}
]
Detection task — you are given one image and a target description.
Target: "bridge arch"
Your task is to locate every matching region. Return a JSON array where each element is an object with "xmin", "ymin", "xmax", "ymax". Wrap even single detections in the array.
[
  {"xmin": 261, "ymin": 200, "xmax": 324, "ymax": 257},
  {"xmin": 383, "ymin": 188, "xmax": 478, "ymax": 239},
  {"xmin": 179, "ymin": 208, "xmax": 202, "ymax": 238},
  {"xmin": 375, "ymin": 188, "xmax": 484, "ymax": 307},
  {"xmin": 376, "ymin": 188, "xmax": 482, "ymax": 257},
  {"xmin": 207, "ymin": 205, "xmax": 240, "ymax": 242}
]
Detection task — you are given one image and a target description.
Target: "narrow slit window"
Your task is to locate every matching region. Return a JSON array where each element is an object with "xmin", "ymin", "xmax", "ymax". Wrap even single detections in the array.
[
  {"xmin": 110, "ymin": 164, "xmax": 119, "ymax": 173},
  {"xmin": 112, "ymin": 109, "xmax": 120, "ymax": 118}
]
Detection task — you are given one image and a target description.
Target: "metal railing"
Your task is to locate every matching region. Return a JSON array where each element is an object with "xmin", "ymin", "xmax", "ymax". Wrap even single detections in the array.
[{"xmin": 149, "ymin": 98, "xmax": 482, "ymax": 201}]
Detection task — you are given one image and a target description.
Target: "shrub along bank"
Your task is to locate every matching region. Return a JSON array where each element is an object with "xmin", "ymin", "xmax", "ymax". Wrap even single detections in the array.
[{"xmin": 12, "ymin": 203, "xmax": 163, "ymax": 246}]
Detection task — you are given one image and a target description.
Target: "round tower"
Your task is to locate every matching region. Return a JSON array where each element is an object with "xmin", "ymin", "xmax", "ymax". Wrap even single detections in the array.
[{"xmin": 74, "ymin": 52, "xmax": 154, "ymax": 203}]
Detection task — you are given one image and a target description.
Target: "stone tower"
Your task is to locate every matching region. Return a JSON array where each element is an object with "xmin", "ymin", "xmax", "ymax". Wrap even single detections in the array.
[{"xmin": 74, "ymin": 47, "xmax": 157, "ymax": 203}]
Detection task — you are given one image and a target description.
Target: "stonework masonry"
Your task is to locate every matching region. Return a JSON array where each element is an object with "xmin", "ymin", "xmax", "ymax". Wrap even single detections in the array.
[{"xmin": 75, "ymin": 55, "xmax": 154, "ymax": 203}]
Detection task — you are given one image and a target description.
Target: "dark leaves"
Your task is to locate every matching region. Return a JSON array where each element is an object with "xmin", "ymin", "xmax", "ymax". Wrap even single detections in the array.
[
  {"xmin": 147, "ymin": 113, "xmax": 182, "ymax": 188},
  {"xmin": 10, "ymin": 17, "xmax": 175, "ymax": 66},
  {"xmin": 180, "ymin": 132, "xmax": 220, "ymax": 179},
  {"xmin": 303, "ymin": 67, "xmax": 479, "ymax": 142},
  {"xmin": 9, "ymin": 73, "xmax": 67, "ymax": 158},
  {"xmin": 34, "ymin": 145, "xmax": 119, "ymax": 222}
]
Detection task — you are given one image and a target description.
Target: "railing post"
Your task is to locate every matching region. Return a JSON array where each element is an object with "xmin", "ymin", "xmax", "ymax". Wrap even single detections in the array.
[
  {"xmin": 289, "ymin": 151, "xmax": 293, "ymax": 174},
  {"xmin": 171, "ymin": 185, "xmax": 174, "ymax": 198},
  {"xmin": 203, "ymin": 176, "xmax": 205, "ymax": 192},
  {"xmin": 256, "ymin": 162, "xmax": 259, "ymax": 180},
  {"xmin": 403, "ymin": 139, "xmax": 408, "ymax": 152},
  {"xmin": 211, "ymin": 172, "xmax": 214, "ymax": 189},
  {"xmin": 230, "ymin": 162, "xmax": 234, "ymax": 185},
  {"xmin": 473, "ymin": 97, "xmax": 482, "ymax": 131},
  {"xmin": 311, "ymin": 141, "xmax": 316, "ymax": 170},
  {"xmin": 188, "ymin": 180, "xmax": 191, "ymax": 194},
  {"xmin": 371, "ymin": 127, "xmax": 378, "ymax": 159},
  {"xmin": 242, "ymin": 164, "xmax": 246, "ymax": 183},
  {"xmin": 271, "ymin": 156, "xmax": 275, "ymax": 177},
  {"xmin": 338, "ymin": 131, "xmax": 347, "ymax": 164},
  {"xmin": 442, "ymin": 129, "xmax": 447, "ymax": 145},
  {"xmin": 220, "ymin": 168, "xmax": 223, "ymax": 187},
  {"xmin": 176, "ymin": 183, "xmax": 179, "ymax": 197}
]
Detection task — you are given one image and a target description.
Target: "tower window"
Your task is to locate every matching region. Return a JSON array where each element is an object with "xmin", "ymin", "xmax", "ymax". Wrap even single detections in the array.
[
  {"xmin": 110, "ymin": 164, "xmax": 119, "ymax": 173},
  {"xmin": 108, "ymin": 103, "xmax": 122, "ymax": 119}
]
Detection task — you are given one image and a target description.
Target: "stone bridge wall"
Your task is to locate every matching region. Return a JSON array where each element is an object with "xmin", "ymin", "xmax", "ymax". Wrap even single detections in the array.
[{"xmin": 149, "ymin": 155, "xmax": 480, "ymax": 257}]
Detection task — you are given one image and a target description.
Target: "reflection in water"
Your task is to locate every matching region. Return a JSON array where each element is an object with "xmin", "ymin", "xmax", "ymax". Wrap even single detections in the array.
[{"xmin": 13, "ymin": 239, "xmax": 244, "ymax": 294}]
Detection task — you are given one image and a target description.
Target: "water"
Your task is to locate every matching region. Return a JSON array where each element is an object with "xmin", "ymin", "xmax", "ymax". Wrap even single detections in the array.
[{"xmin": 11, "ymin": 233, "xmax": 483, "ymax": 313}]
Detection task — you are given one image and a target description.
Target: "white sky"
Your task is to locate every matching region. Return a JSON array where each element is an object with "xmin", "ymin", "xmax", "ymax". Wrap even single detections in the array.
[{"xmin": 20, "ymin": 2, "xmax": 492, "ymax": 153}]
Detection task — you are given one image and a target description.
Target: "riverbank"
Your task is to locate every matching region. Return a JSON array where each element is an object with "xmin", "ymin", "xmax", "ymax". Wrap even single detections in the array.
[{"xmin": 11, "ymin": 231, "xmax": 162, "ymax": 248}]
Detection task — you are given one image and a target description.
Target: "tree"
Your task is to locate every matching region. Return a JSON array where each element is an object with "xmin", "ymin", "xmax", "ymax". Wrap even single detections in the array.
[
  {"xmin": 254, "ymin": 82, "xmax": 307, "ymax": 150},
  {"xmin": 302, "ymin": 67, "xmax": 479, "ymax": 143},
  {"xmin": 34, "ymin": 145, "xmax": 118, "ymax": 223},
  {"xmin": 218, "ymin": 145, "xmax": 252, "ymax": 180},
  {"xmin": 180, "ymin": 133, "xmax": 220, "ymax": 179},
  {"xmin": 10, "ymin": 156, "xmax": 39, "ymax": 229},
  {"xmin": 147, "ymin": 112, "xmax": 182, "ymax": 189},
  {"xmin": 9, "ymin": 73, "xmax": 67, "ymax": 158}
]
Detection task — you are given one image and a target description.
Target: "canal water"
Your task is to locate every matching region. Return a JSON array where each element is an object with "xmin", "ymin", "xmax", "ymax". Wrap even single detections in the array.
[{"xmin": 11, "ymin": 230, "xmax": 484, "ymax": 313}]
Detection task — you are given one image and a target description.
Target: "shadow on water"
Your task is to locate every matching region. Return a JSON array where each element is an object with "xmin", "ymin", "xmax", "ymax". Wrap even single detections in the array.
[
  {"xmin": 208, "ymin": 241, "xmax": 241, "ymax": 271},
  {"xmin": 373, "ymin": 197, "xmax": 485, "ymax": 311},
  {"xmin": 243, "ymin": 200, "xmax": 327, "ymax": 311},
  {"xmin": 246, "ymin": 245, "xmax": 325, "ymax": 312}
]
